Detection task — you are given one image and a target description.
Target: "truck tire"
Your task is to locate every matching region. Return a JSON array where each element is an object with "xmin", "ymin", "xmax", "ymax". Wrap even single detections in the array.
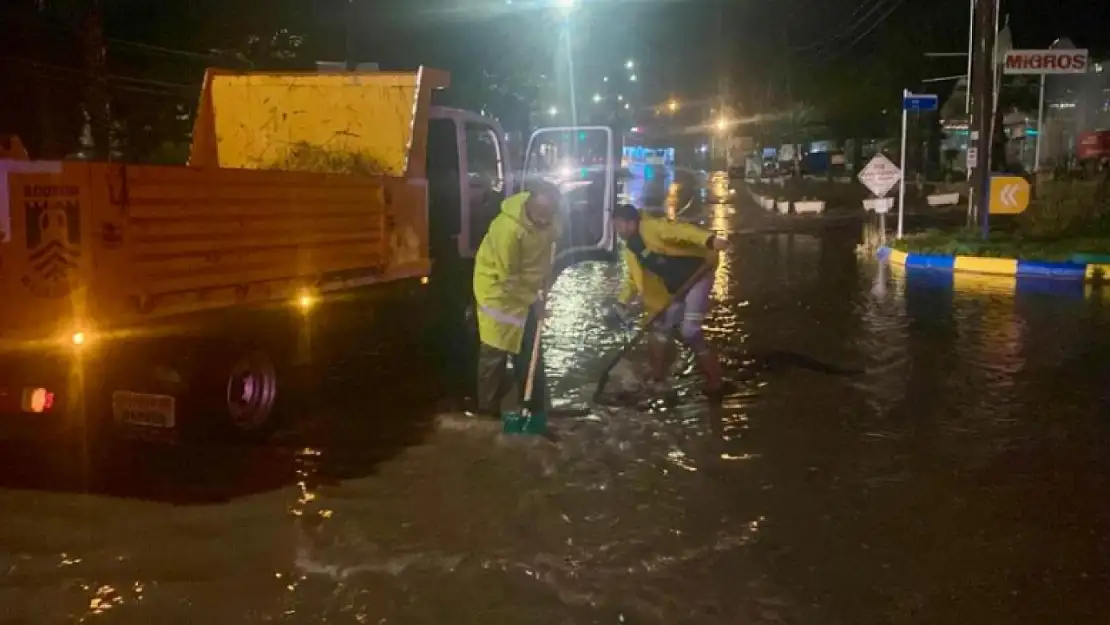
[{"xmin": 187, "ymin": 342, "xmax": 282, "ymax": 443}]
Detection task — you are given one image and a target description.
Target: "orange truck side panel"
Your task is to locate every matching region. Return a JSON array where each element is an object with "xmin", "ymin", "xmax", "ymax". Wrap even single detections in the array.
[
  {"xmin": 1, "ymin": 67, "xmax": 445, "ymax": 347},
  {"xmin": 0, "ymin": 162, "xmax": 429, "ymax": 346}
]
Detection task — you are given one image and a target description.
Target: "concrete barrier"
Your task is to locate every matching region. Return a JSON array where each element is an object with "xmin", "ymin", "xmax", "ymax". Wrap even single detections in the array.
[
  {"xmin": 794, "ymin": 200, "xmax": 825, "ymax": 215},
  {"xmin": 879, "ymin": 245, "xmax": 1110, "ymax": 283},
  {"xmin": 926, "ymin": 192, "xmax": 961, "ymax": 207},
  {"xmin": 776, "ymin": 200, "xmax": 790, "ymax": 214},
  {"xmin": 863, "ymin": 197, "xmax": 894, "ymax": 213}
]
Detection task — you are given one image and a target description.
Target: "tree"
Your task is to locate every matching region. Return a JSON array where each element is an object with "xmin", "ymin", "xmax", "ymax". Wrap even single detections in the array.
[
  {"xmin": 778, "ymin": 0, "xmax": 971, "ymax": 171},
  {"xmin": 992, "ymin": 74, "xmax": 1039, "ymax": 171},
  {"xmin": 0, "ymin": 2, "xmax": 85, "ymax": 157}
]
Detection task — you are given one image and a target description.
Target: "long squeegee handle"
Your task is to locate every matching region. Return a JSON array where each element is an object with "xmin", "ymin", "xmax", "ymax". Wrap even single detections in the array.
[
  {"xmin": 595, "ymin": 256, "xmax": 716, "ymax": 399},
  {"xmin": 521, "ymin": 242, "xmax": 558, "ymax": 408}
]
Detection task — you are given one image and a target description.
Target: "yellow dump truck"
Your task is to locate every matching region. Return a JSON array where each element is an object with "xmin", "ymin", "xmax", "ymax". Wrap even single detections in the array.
[{"xmin": 0, "ymin": 67, "xmax": 618, "ymax": 441}]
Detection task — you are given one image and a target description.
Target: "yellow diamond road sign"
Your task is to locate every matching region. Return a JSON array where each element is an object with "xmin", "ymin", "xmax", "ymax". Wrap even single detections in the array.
[{"xmin": 989, "ymin": 176, "xmax": 1030, "ymax": 214}]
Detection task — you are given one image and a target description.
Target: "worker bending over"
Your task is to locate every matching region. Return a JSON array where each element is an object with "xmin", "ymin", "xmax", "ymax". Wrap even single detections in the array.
[
  {"xmin": 472, "ymin": 180, "xmax": 562, "ymax": 419},
  {"xmin": 609, "ymin": 203, "xmax": 729, "ymax": 398}
]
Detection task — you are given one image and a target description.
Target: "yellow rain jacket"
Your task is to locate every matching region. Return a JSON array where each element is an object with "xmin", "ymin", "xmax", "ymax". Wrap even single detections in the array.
[
  {"xmin": 618, "ymin": 216, "xmax": 717, "ymax": 319},
  {"xmin": 473, "ymin": 192, "xmax": 561, "ymax": 354}
]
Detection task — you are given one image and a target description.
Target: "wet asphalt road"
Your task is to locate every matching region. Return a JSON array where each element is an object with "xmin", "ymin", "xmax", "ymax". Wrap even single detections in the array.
[{"xmin": 1, "ymin": 198, "xmax": 1109, "ymax": 624}]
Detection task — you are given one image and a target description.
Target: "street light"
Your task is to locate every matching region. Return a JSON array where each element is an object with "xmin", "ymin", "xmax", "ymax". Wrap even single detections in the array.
[
  {"xmin": 629, "ymin": 74, "xmax": 637, "ymax": 82},
  {"xmin": 554, "ymin": 0, "xmax": 576, "ymax": 12},
  {"xmin": 625, "ymin": 59, "xmax": 634, "ymax": 70},
  {"xmin": 714, "ymin": 116, "xmax": 730, "ymax": 133},
  {"xmin": 592, "ymin": 93, "xmax": 602, "ymax": 103},
  {"xmin": 667, "ymin": 99, "xmax": 679, "ymax": 113},
  {"xmin": 603, "ymin": 76, "xmax": 609, "ymax": 82},
  {"xmin": 624, "ymin": 102, "xmax": 630, "ymax": 110},
  {"xmin": 617, "ymin": 94, "xmax": 623, "ymax": 101},
  {"xmin": 548, "ymin": 106, "xmax": 558, "ymax": 116}
]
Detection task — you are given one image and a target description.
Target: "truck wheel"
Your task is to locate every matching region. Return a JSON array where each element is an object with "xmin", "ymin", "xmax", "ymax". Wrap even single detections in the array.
[{"xmin": 190, "ymin": 343, "xmax": 281, "ymax": 442}]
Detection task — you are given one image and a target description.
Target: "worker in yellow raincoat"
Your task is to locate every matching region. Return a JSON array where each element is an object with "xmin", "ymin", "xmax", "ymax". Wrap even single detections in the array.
[
  {"xmin": 472, "ymin": 180, "xmax": 562, "ymax": 419},
  {"xmin": 608, "ymin": 203, "xmax": 729, "ymax": 397}
]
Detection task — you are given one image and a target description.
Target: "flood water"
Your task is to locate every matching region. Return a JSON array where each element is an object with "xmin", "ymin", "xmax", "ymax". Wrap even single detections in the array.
[{"xmin": 2, "ymin": 201, "xmax": 1109, "ymax": 624}]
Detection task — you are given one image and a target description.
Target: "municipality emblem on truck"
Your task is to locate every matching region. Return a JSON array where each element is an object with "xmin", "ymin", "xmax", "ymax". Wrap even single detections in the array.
[{"xmin": 21, "ymin": 185, "xmax": 82, "ymax": 299}]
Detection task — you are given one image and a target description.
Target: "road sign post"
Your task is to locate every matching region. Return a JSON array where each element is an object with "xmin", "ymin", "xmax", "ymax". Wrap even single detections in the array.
[
  {"xmin": 971, "ymin": 0, "xmax": 997, "ymax": 239},
  {"xmin": 989, "ymin": 175, "xmax": 1030, "ymax": 214},
  {"xmin": 897, "ymin": 91, "xmax": 938, "ymax": 238},
  {"xmin": 858, "ymin": 153, "xmax": 902, "ymax": 242},
  {"xmin": 858, "ymin": 154, "xmax": 901, "ymax": 197}
]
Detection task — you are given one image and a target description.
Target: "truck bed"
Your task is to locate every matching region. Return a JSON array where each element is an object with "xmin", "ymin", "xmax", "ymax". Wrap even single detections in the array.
[{"xmin": 0, "ymin": 161, "xmax": 428, "ymax": 347}]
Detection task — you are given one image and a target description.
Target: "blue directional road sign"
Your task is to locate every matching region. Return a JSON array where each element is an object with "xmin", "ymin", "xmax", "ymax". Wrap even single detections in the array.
[{"xmin": 902, "ymin": 93, "xmax": 939, "ymax": 112}]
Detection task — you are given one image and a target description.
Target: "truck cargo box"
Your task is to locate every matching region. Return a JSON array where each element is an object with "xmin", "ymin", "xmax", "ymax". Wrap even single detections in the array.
[{"xmin": 0, "ymin": 68, "xmax": 447, "ymax": 349}]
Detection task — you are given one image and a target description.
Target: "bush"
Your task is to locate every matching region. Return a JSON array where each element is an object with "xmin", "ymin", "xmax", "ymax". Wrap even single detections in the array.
[
  {"xmin": 1018, "ymin": 178, "xmax": 1110, "ymax": 238},
  {"xmin": 748, "ymin": 177, "xmax": 867, "ymax": 210},
  {"xmin": 270, "ymin": 141, "xmax": 391, "ymax": 176}
]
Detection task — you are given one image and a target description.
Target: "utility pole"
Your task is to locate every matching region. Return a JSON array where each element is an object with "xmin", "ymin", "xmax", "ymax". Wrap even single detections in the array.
[
  {"xmin": 964, "ymin": 0, "xmax": 974, "ymax": 115},
  {"xmin": 970, "ymin": 0, "xmax": 997, "ymax": 237},
  {"xmin": 345, "ymin": 0, "xmax": 356, "ymax": 70}
]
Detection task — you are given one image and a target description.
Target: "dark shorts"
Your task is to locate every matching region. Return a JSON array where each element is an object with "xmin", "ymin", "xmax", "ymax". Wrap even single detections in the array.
[{"xmin": 476, "ymin": 309, "xmax": 546, "ymax": 417}]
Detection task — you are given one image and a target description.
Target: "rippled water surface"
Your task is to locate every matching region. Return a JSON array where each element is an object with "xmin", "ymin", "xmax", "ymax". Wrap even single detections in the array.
[{"xmin": 2, "ymin": 203, "xmax": 1109, "ymax": 624}]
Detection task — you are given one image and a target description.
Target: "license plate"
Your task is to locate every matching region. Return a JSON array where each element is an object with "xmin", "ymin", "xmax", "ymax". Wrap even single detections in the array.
[{"xmin": 112, "ymin": 391, "xmax": 176, "ymax": 429}]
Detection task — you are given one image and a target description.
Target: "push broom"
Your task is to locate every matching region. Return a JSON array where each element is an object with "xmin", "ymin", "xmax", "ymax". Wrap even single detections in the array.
[{"xmin": 502, "ymin": 243, "xmax": 557, "ymax": 436}]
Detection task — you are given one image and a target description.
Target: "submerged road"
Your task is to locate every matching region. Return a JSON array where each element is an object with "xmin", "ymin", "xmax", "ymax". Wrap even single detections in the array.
[{"xmin": 1, "ymin": 200, "xmax": 1109, "ymax": 624}]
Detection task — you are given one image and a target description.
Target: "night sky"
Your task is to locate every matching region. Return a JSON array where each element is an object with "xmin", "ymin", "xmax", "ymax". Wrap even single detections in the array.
[
  {"xmin": 349, "ymin": 0, "xmax": 1110, "ymax": 109},
  {"xmin": 4, "ymin": 0, "xmax": 1108, "ymax": 152},
  {"xmin": 78, "ymin": 0, "xmax": 1110, "ymax": 107}
]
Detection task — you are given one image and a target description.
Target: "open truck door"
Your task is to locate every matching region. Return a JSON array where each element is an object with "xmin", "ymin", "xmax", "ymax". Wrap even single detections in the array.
[
  {"xmin": 425, "ymin": 106, "xmax": 512, "ymax": 263},
  {"xmin": 523, "ymin": 126, "xmax": 617, "ymax": 273}
]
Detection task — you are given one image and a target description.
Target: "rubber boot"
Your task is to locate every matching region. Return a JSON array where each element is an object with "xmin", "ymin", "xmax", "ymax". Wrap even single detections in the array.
[
  {"xmin": 646, "ymin": 339, "xmax": 677, "ymax": 397},
  {"xmin": 696, "ymin": 348, "xmax": 726, "ymax": 400},
  {"xmin": 647, "ymin": 338, "xmax": 669, "ymax": 383}
]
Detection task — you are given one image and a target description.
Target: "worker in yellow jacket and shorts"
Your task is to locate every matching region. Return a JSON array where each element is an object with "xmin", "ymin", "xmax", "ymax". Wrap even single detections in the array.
[
  {"xmin": 609, "ymin": 203, "xmax": 728, "ymax": 398},
  {"xmin": 471, "ymin": 181, "xmax": 562, "ymax": 419}
]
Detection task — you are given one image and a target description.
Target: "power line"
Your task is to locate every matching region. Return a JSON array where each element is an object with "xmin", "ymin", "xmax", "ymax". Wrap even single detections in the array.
[
  {"xmin": 790, "ymin": 0, "xmax": 895, "ymax": 53},
  {"xmin": 0, "ymin": 13, "xmax": 221, "ymax": 63},
  {"xmin": 107, "ymin": 37, "xmax": 221, "ymax": 62},
  {"xmin": 6, "ymin": 66, "xmax": 189, "ymax": 99},
  {"xmin": 0, "ymin": 55, "xmax": 196, "ymax": 92},
  {"xmin": 816, "ymin": 0, "xmax": 909, "ymax": 63}
]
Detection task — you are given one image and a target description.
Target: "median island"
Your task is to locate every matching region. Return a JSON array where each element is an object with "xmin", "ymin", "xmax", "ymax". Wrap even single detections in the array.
[
  {"xmin": 883, "ymin": 178, "xmax": 1110, "ymax": 280},
  {"xmin": 891, "ymin": 229, "xmax": 1110, "ymax": 264}
]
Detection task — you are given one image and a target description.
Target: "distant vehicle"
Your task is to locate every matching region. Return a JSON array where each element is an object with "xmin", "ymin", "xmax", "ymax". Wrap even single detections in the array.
[
  {"xmin": 1077, "ymin": 130, "xmax": 1110, "ymax": 162},
  {"xmin": 801, "ymin": 150, "xmax": 847, "ymax": 175},
  {"xmin": 622, "ymin": 145, "xmax": 675, "ymax": 168}
]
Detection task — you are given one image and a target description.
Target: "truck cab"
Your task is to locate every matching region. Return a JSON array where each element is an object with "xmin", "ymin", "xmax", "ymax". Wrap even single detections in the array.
[
  {"xmin": 425, "ymin": 107, "xmax": 618, "ymax": 275},
  {"xmin": 421, "ymin": 110, "xmax": 620, "ymax": 403}
]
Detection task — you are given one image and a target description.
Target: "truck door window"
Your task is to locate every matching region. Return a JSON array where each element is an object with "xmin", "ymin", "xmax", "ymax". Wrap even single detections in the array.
[
  {"xmin": 524, "ymin": 127, "xmax": 613, "ymax": 252},
  {"xmin": 426, "ymin": 118, "xmax": 460, "ymax": 260},
  {"xmin": 464, "ymin": 124, "xmax": 505, "ymax": 250}
]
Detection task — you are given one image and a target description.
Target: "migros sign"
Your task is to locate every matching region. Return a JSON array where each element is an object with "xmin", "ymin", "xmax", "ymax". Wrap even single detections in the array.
[{"xmin": 1003, "ymin": 49, "xmax": 1090, "ymax": 75}]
